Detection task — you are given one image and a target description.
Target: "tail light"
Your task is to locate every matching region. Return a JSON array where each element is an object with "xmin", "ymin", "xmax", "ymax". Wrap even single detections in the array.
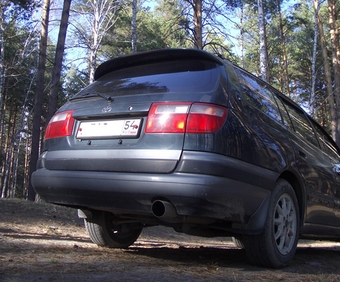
[
  {"xmin": 45, "ymin": 110, "xmax": 75, "ymax": 140},
  {"xmin": 145, "ymin": 102, "xmax": 227, "ymax": 133}
]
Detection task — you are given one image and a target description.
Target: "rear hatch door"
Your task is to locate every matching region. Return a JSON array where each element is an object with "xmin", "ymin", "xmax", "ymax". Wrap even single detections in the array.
[{"xmin": 43, "ymin": 49, "xmax": 225, "ymax": 173}]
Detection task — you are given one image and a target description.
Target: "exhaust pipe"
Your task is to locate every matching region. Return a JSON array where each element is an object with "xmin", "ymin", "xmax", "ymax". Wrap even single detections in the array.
[{"xmin": 152, "ymin": 200, "xmax": 178, "ymax": 221}]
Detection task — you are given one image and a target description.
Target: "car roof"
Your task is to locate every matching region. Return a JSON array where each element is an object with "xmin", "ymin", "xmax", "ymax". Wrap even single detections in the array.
[{"xmin": 94, "ymin": 48, "xmax": 224, "ymax": 80}]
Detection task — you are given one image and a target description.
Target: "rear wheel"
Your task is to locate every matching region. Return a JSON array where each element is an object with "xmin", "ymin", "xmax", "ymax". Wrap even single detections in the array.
[
  {"xmin": 84, "ymin": 212, "xmax": 142, "ymax": 248},
  {"xmin": 243, "ymin": 179, "xmax": 299, "ymax": 268}
]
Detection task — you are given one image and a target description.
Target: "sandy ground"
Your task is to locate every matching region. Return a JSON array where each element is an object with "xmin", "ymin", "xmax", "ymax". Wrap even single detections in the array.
[{"xmin": 1, "ymin": 198, "xmax": 340, "ymax": 281}]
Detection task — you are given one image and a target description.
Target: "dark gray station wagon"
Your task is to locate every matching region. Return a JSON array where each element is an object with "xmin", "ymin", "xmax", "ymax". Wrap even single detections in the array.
[{"xmin": 32, "ymin": 48, "xmax": 340, "ymax": 268}]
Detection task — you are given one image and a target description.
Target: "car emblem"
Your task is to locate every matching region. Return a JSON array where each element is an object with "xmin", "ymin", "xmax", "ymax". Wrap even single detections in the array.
[
  {"xmin": 102, "ymin": 106, "xmax": 112, "ymax": 113},
  {"xmin": 102, "ymin": 98, "xmax": 113, "ymax": 113}
]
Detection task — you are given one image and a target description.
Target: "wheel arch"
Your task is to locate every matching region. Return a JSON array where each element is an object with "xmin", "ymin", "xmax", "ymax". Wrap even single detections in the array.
[{"xmin": 278, "ymin": 170, "xmax": 306, "ymax": 229}]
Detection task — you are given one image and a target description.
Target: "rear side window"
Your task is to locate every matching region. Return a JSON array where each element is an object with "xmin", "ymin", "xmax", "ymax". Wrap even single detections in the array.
[
  {"xmin": 272, "ymin": 93, "xmax": 291, "ymax": 128},
  {"xmin": 313, "ymin": 121, "xmax": 340, "ymax": 160},
  {"xmin": 280, "ymin": 99, "xmax": 319, "ymax": 147},
  {"xmin": 237, "ymin": 70, "xmax": 282, "ymax": 124},
  {"xmin": 73, "ymin": 60, "xmax": 219, "ymax": 98}
]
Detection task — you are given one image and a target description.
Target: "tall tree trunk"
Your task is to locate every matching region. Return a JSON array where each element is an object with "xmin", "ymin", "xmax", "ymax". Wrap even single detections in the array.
[
  {"xmin": 193, "ymin": 0, "xmax": 202, "ymax": 49},
  {"xmin": 46, "ymin": 0, "xmax": 72, "ymax": 124},
  {"xmin": 11, "ymin": 75, "xmax": 35, "ymax": 198},
  {"xmin": 131, "ymin": 0, "xmax": 137, "ymax": 53},
  {"xmin": 6, "ymin": 106, "xmax": 18, "ymax": 197},
  {"xmin": 1, "ymin": 104, "xmax": 18, "ymax": 198},
  {"xmin": 310, "ymin": 0, "xmax": 320, "ymax": 116},
  {"xmin": 89, "ymin": 2, "xmax": 99, "ymax": 83},
  {"xmin": 318, "ymin": 2, "xmax": 336, "ymax": 140},
  {"xmin": 28, "ymin": 0, "xmax": 50, "ymax": 201},
  {"xmin": 1, "ymin": 104, "xmax": 13, "ymax": 198},
  {"xmin": 240, "ymin": 5, "xmax": 244, "ymax": 68},
  {"xmin": 77, "ymin": 0, "xmax": 122, "ymax": 83},
  {"xmin": 327, "ymin": 0, "xmax": 340, "ymax": 146},
  {"xmin": 277, "ymin": 0, "xmax": 289, "ymax": 96},
  {"xmin": 0, "ymin": 3, "xmax": 6, "ymax": 122},
  {"xmin": 257, "ymin": 0, "xmax": 269, "ymax": 82},
  {"xmin": 11, "ymin": 142, "xmax": 19, "ymax": 197},
  {"xmin": 0, "ymin": 99, "xmax": 6, "ymax": 197},
  {"xmin": 23, "ymin": 136, "xmax": 30, "ymax": 198}
]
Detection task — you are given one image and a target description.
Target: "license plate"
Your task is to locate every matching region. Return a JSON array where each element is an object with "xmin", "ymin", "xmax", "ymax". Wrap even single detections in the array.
[{"xmin": 76, "ymin": 119, "xmax": 141, "ymax": 139}]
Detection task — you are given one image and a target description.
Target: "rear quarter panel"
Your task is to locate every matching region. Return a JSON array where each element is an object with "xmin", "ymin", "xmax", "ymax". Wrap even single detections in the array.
[{"xmin": 184, "ymin": 63, "xmax": 292, "ymax": 175}]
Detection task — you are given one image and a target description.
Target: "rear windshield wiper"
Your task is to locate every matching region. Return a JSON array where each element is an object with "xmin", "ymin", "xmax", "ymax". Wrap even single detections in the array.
[
  {"xmin": 70, "ymin": 92, "xmax": 113, "ymax": 102},
  {"xmin": 95, "ymin": 93, "xmax": 114, "ymax": 102}
]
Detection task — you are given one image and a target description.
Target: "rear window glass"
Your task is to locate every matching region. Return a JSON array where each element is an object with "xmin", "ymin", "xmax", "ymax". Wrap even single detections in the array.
[
  {"xmin": 313, "ymin": 121, "xmax": 340, "ymax": 160},
  {"xmin": 237, "ymin": 69, "xmax": 282, "ymax": 124},
  {"xmin": 72, "ymin": 60, "xmax": 219, "ymax": 98},
  {"xmin": 282, "ymin": 101, "xmax": 319, "ymax": 148}
]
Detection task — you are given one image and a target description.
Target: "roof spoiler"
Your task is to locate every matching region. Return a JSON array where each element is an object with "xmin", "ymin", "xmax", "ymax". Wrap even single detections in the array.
[{"xmin": 94, "ymin": 48, "xmax": 223, "ymax": 80}]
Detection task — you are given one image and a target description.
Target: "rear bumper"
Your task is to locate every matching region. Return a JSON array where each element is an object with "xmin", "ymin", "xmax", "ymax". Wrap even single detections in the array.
[{"xmin": 32, "ymin": 152, "xmax": 277, "ymax": 234}]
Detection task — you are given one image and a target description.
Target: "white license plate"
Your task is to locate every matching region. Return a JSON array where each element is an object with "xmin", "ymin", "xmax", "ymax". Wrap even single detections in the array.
[{"xmin": 76, "ymin": 119, "xmax": 141, "ymax": 138}]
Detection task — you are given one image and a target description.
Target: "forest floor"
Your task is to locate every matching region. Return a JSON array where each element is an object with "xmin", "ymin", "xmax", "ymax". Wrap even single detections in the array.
[{"xmin": 1, "ymin": 198, "xmax": 340, "ymax": 282}]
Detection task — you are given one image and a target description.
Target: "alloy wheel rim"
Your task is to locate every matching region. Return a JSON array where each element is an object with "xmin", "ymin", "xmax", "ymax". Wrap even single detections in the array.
[{"xmin": 273, "ymin": 193, "xmax": 297, "ymax": 255}]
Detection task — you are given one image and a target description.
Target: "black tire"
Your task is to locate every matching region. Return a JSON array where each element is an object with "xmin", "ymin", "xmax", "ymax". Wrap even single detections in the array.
[
  {"xmin": 243, "ymin": 179, "xmax": 300, "ymax": 268},
  {"xmin": 84, "ymin": 212, "xmax": 142, "ymax": 248},
  {"xmin": 232, "ymin": 236, "xmax": 245, "ymax": 249}
]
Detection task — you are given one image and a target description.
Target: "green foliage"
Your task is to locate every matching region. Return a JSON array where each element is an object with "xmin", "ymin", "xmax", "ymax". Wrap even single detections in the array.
[
  {"xmin": 0, "ymin": 1, "xmax": 68, "ymax": 197},
  {"xmin": 63, "ymin": 65, "xmax": 88, "ymax": 98},
  {"xmin": 5, "ymin": 0, "xmax": 40, "ymax": 21},
  {"xmin": 100, "ymin": 0, "xmax": 190, "ymax": 59},
  {"xmin": 154, "ymin": 0, "xmax": 190, "ymax": 48},
  {"xmin": 286, "ymin": 2, "xmax": 319, "ymax": 105},
  {"xmin": 9, "ymin": 0, "xmax": 37, "ymax": 10},
  {"xmin": 1, "ymin": 0, "xmax": 339, "ymax": 198},
  {"xmin": 3, "ymin": 20, "xmax": 38, "ymax": 111}
]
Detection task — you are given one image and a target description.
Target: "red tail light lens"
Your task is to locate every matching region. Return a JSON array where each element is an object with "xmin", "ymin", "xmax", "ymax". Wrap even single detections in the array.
[
  {"xmin": 145, "ymin": 102, "xmax": 190, "ymax": 133},
  {"xmin": 45, "ymin": 110, "xmax": 75, "ymax": 140},
  {"xmin": 145, "ymin": 102, "xmax": 227, "ymax": 134},
  {"xmin": 186, "ymin": 104, "xmax": 227, "ymax": 133}
]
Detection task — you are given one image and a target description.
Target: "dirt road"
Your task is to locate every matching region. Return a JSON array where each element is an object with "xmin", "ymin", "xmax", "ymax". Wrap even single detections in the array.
[{"xmin": 1, "ymin": 198, "xmax": 340, "ymax": 281}]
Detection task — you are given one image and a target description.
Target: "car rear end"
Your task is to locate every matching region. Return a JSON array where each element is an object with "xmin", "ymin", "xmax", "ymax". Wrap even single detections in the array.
[{"xmin": 32, "ymin": 49, "xmax": 274, "ymax": 233}]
